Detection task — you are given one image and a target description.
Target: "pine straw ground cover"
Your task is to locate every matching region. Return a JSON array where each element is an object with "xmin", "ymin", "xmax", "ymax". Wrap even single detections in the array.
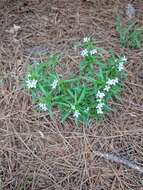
[{"xmin": 0, "ymin": 0, "xmax": 143, "ymax": 189}]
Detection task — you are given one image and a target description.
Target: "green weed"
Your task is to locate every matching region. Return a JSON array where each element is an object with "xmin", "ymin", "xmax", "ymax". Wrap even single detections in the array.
[
  {"xmin": 23, "ymin": 38, "xmax": 127, "ymax": 127},
  {"xmin": 116, "ymin": 16, "xmax": 143, "ymax": 48}
]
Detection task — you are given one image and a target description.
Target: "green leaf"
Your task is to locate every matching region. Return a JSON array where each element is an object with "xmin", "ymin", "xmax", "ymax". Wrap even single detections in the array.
[
  {"xmin": 39, "ymin": 84, "xmax": 48, "ymax": 96},
  {"xmin": 61, "ymin": 110, "xmax": 71, "ymax": 123},
  {"xmin": 47, "ymin": 104, "xmax": 54, "ymax": 119},
  {"xmin": 46, "ymin": 54, "xmax": 60, "ymax": 70},
  {"xmin": 56, "ymin": 102, "xmax": 70, "ymax": 108},
  {"xmin": 67, "ymin": 89, "xmax": 74, "ymax": 98},
  {"xmin": 74, "ymin": 90, "xmax": 77, "ymax": 105},
  {"xmin": 77, "ymin": 87, "xmax": 86, "ymax": 104}
]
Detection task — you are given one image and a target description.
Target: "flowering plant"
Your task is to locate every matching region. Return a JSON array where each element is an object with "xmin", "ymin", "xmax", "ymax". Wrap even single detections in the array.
[{"xmin": 24, "ymin": 38, "xmax": 127, "ymax": 126}]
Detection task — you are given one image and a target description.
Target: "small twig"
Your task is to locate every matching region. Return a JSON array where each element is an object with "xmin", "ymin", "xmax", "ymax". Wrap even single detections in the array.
[
  {"xmin": 83, "ymin": 129, "xmax": 143, "ymax": 174},
  {"xmin": 92, "ymin": 150, "xmax": 143, "ymax": 173}
]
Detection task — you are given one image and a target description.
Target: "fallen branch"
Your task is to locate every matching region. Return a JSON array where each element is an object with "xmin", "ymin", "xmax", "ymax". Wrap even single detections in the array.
[{"xmin": 93, "ymin": 150, "xmax": 143, "ymax": 173}]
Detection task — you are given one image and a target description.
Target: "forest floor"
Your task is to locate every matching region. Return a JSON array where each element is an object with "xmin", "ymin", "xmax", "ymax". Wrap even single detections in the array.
[{"xmin": 0, "ymin": 0, "xmax": 143, "ymax": 189}]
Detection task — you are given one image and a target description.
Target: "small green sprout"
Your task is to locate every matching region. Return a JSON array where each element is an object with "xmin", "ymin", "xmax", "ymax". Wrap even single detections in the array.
[{"xmin": 116, "ymin": 16, "xmax": 143, "ymax": 49}]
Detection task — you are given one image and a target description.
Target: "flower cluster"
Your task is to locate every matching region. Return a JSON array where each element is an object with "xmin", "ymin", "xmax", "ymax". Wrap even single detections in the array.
[
  {"xmin": 96, "ymin": 90, "xmax": 105, "ymax": 99},
  {"xmin": 96, "ymin": 102, "xmax": 105, "ymax": 114},
  {"xmin": 83, "ymin": 37, "xmax": 90, "ymax": 43},
  {"xmin": 118, "ymin": 56, "xmax": 127, "ymax": 71},
  {"xmin": 73, "ymin": 110, "xmax": 80, "ymax": 118},
  {"xmin": 26, "ymin": 74, "xmax": 37, "ymax": 89},
  {"xmin": 106, "ymin": 78, "xmax": 118, "ymax": 86},
  {"xmin": 80, "ymin": 49, "xmax": 88, "ymax": 57},
  {"xmin": 81, "ymin": 37, "xmax": 97, "ymax": 57},
  {"xmin": 96, "ymin": 78, "xmax": 119, "ymax": 114},
  {"xmin": 51, "ymin": 79, "xmax": 58, "ymax": 90},
  {"xmin": 96, "ymin": 90, "xmax": 105, "ymax": 114},
  {"xmin": 104, "ymin": 78, "xmax": 118, "ymax": 92},
  {"xmin": 71, "ymin": 104, "xmax": 80, "ymax": 119},
  {"xmin": 80, "ymin": 48, "xmax": 97, "ymax": 57},
  {"xmin": 39, "ymin": 103, "xmax": 47, "ymax": 111}
]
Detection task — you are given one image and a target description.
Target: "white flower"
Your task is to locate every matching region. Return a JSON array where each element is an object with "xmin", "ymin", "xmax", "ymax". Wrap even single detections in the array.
[
  {"xmin": 51, "ymin": 79, "xmax": 58, "ymax": 89},
  {"xmin": 39, "ymin": 103, "xmax": 47, "ymax": 111},
  {"xmin": 113, "ymin": 78, "xmax": 118, "ymax": 84},
  {"xmin": 96, "ymin": 102, "xmax": 104, "ymax": 109},
  {"xmin": 26, "ymin": 79, "xmax": 37, "ymax": 89},
  {"xmin": 106, "ymin": 79, "xmax": 113, "ymax": 86},
  {"xmin": 97, "ymin": 107, "xmax": 103, "ymax": 114},
  {"xmin": 104, "ymin": 85, "xmax": 110, "ymax": 92},
  {"xmin": 96, "ymin": 90, "xmax": 105, "ymax": 99},
  {"xmin": 80, "ymin": 49, "xmax": 88, "ymax": 57},
  {"xmin": 73, "ymin": 110, "xmax": 80, "ymax": 118},
  {"xmin": 96, "ymin": 102, "xmax": 104, "ymax": 114},
  {"xmin": 83, "ymin": 37, "xmax": 90, "ymax": 42},
  {"xmin": 118, "ymin": 63, "xmax": 124, "ymax": 71},
  {"xmin": 106, "ymin": 78, "xmax": 118, "ymax": 86},
  {"xmin": 121, "ymin": 56, "xmax": 127, "ymax": 62},
  {"xmin": 118, "ymin": 56, "xmax": 126, "ymax": 71},
  {"xmin": 90, "ymin": 49, "xmax": 97, "ymax": 55}
]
